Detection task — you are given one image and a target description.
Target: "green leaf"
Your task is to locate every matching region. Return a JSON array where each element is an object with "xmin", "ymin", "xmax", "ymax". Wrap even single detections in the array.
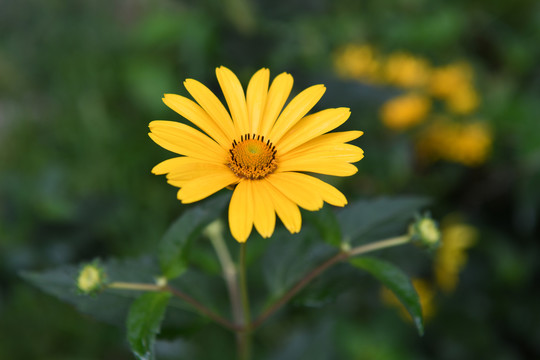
[
  {"xmin": 127, "ymin": 292, "xmax": 172, "ymax": 360},
  {"xmin": 349, "ymin": 257, "xmax": 424, "ymax": 335},
  {"xmin": 262, "ymin": 227, "xmax": 335, "ymax": 298},
  {"xmin": 21, "ymin": 257, "xmax": 160, "ymax": 326},
  {"xmin": 159, "ymin": 194, "xmax": 230, "ymax": 279},
  {"xmin": 337, "ymin": 196, "xmax": 429, "ymax": 244},
  {"xmin": 304, "ymin": 205, "xmax": 342, "ymax": 247}
]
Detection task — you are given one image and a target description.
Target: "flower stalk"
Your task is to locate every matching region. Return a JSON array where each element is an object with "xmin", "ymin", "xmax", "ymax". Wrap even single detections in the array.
[
  {"xmin": 102, "ymin": 233, "xmax": 413, "ymax": 359},
  {"xmin": 238, "ymin": 242, "xmax": 252, "ymax": 360}
]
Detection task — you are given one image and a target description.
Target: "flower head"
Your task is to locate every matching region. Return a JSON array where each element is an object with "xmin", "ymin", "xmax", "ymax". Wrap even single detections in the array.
[
  {"xmin": 380, "ymin": 93, "xmax": 431, "ymax": 131},
  {"xmin": 333, "ymin": 44, "xmax": 381, "ymax": 83},
  {"xmin": 435, "ymin": 220, "xmax": 477, "ymax": 292},
  {"xmin": 416, "ymin": 118, "xmax": 492, "ymax": 166},
  {"xmin": 383, "ymin": 52, "xmax": 431, "ymax": 88},
  {"xmin": 150, "ymin": 67, "xmax": 363, "ymax": 242}
]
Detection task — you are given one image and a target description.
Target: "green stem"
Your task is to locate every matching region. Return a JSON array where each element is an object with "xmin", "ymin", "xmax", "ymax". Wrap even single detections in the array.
[
  {"xmin": 238, "ymin": 242, "xmax": 251, "ymax": 360},
  {"xmin": 251, "ymin": 235, "xmax": 410, "ymax": 330},
  {"xmin": 348, "ymin": 235, "xmax": 410, "ymax": 256},
  {"xmin": 208, "ymin": 226, "xmax": 243, "ymax": 326},
  {"xmin": 107, "ymin": 282, "xmax": 240, "ymax": 332}
]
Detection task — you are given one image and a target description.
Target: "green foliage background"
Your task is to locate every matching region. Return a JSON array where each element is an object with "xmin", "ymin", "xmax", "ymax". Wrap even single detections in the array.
[{"xmin": 1, "ymin": 0, "xmax": 539, "ymax": 358}]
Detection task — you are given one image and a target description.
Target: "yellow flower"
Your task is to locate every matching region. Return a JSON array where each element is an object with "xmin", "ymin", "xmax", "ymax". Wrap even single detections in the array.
[
  {"xmin": 416, "ymin": 118, "xmax": 492, "ymax": 166},
  {"xmin": 435, "ymin": 221, "xmax": 477, "ymax": 293},
  {"xmin": 445, "ymin": 85, "xmax": 480, "ymax": 115},
  {"xmin": 381, "ymin": 278, "xmax": 436, "ymax": 322},
  {"xmin": 380, "ymin": 93, "xmax": 431, "ymax": 131},
  {"xmin": 333, "ymin": 44, "xmax": 381, "ymax": 83},
  {"xmin": 149, "ymin": 67, "xmax": 364, "ymax": 243},
  {"xmin": 429, "ymin": 62, "xmax": 474, "ymax": 99},
  {"xmin": 383, "ymin": 52, "xmax": 431, "ymax": 88}
]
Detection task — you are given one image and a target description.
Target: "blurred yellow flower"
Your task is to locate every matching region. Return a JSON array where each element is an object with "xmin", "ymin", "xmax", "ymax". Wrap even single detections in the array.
[
  {"xmin": 383, "ymin": 52, "xmax": 431, "ymax": 88},
  {"xmin": 381, "ymin": 278, "xmax": 436, "ymax": 322},
  {"xmin": 416, "ymin": 119, "xmax": 492, "ymax": 166},
  {"xmin": 334, "ymin": 44, "xmax": 381, "ymax": 83},
  {"xmin": 150, "ymin": 67, "xmax": 364, "ymax": 242},
  {"xmin": 435, "ymin": 221, "xmax": 478, "ymax": 293},
  {"xmin": 380, "ymin": 93, "xmax": 431, "ymax": 131},
  {"xmin": 429, "ymin": 62, "xmax": 474, "ymax": 99},
  {"xmin": 445, "ymin": 85, "xmax": 480, "ymax": 115}
]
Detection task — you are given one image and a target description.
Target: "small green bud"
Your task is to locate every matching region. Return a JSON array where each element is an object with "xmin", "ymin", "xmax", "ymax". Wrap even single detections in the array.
[
  {"xmin": 155, "ymin": 276, "xmax": 168, "ymax": 287},
  {"xmin": 340, "ymin": 241, "xmax": 351, "ymax": 253},
  {"xmin": 77, "ymin": 261, "xmax": 107, "ymax": 295},
  {"xmin": 409, "ymin": 214, "xmax": 441, "ymax": 250}
]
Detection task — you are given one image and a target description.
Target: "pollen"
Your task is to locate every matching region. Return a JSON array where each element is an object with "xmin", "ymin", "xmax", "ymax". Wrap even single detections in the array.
[{"xmin": 228, "ymin": 134, "xmax": 277, "ymax": 180}]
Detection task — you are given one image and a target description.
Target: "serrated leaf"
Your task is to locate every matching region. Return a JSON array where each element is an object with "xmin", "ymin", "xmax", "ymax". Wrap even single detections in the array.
[
  {"xmin": 304, "ymin": 205, "xmax": 342, "ymax": 247},
  {"xmin": 127, "ymin": 292, "xmax": 172, "ymax": 360},
  {"xmin": 21, "ymin": 257, "xmax": 160, "ymax": 326},
  {"xmin": 159, "ymin": 194, "xmax": 230, "ymax": 279},
  {"xmin": 337, "ymin": 196, "xmax": 429, "ymax": 244},
  {"xmin": 262, "ymin": 227, "xmax": 335, "ymax": 298},
  {"xmin": 349, "ymin": 256, "xmax": 424, "ymax": 335}
]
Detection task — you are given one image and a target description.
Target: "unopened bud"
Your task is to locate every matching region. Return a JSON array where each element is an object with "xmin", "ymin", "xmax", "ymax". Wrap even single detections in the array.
[
  {"xmin": 77, "ymin": 261, "xmax": 107, "ymax": 295},
  {"xmin": 409, "ymin": 214, "xmax": 441, "ymax": 250}
]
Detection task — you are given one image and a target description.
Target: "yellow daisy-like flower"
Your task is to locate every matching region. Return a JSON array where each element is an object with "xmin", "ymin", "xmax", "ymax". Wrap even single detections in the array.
[
  {"xmin": 149, "ymin": 67, "xmax": 364, "ymax": 243},
  {"xmin": 379, "ymin": 93, "xmax": 431, "ymax": 131}
]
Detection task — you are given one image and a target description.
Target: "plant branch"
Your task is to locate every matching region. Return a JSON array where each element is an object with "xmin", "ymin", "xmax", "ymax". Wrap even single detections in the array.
[
  {"xmin": 251, "ymin": 235, "xmax": 410, "ymax": 330},
  {"xmin": 208, "ymin": 226, "xmax": 243, "ymax": 326},
  {"xmin": 107, "ymin": 281, "xmax": 240, "ymax": 332},
  {"xmin": 238, "ymin": 242, "xmax": 252, "ymax": 360}
]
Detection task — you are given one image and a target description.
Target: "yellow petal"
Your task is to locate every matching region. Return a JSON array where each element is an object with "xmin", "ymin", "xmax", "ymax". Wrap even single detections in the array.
[
  {"xmin": 283, "ymin": 173, "xmax": 348, "ymax": 207},
  {"xmin": 263, "ymin": 179, "xmax": 302, "ymax": 233},
  {"xmin": 246, "ymin": 68, "xmax": 270, "ymax": 135},
  {"xmin": 152, "ymin": 158, "xmax": 231, "ymax": 184},
  {"xmin": 266, "ymin": 173, "xmax": 324, "ymax": 211},
  {"xmin": 148, "ymin": 121, "xmax": 226, "ymax": 163},
  {"xmin": 229, "ymin": 181, "xmax": 254, "ymax": 243},
  {"xmin": 184, "ymin": 78, "xmax": 237, "ymax": 138},
  {"xmin": 162, "ymin": 94, "xmax": 232, "ymax": 148},
  {"xmin": 278, "ymin": 159, "xmax": 359, "ymax": 176},
  {"xmin": 216, "ymin": 66, "xmax": 250, "ymax": 136},
  {"xmin": 284, "ymin": 130, "xmax": 363, "ymax": 156},
  {"xmin": 259, "ymin": 72, "xmax": 293, "ymax": 137},
  {"xmin": 176, "ymin": 170, "xmax": 238, "ymax": 203},
  {"xmin": 277, "ymin": 108, "xmax": 351, "ymax": 154},
  {"xmin": 268, "ymin": 84, "xmax": 326, "ymax": 144},
  {"xmin": 252, "ymin": 181, "xmax": 276, "ymax": 238},
  {"xmin": 281, "ymin": 144, "xmax": 364, "ymax": 164},
  {"xmin": 152, "ymin": 156, "xmax": 218, "ymax": 175}
]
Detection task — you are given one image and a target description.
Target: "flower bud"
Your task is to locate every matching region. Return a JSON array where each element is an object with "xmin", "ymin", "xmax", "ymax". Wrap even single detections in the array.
[
  {"xmin": 409, "ymin": 214, "xmax": 441, "ymax": 250},
  {"xmin": 77, "ymin": 261, "xmax": 107, "ymax": 295}
]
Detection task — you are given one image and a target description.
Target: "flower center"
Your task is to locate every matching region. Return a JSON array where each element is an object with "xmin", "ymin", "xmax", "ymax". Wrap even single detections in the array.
[{"xmin": 228, "ymin": 134, "xmax": 277, "ymax": 180}]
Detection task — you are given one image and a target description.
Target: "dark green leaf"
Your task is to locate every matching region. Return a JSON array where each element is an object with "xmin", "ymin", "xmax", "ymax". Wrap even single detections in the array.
[
  {"xmin": 262, "ymin": 227, "xmax": 335, "ymax": 298},
  {"xmin": 349, "ymin": 256, "xmax": 424, "ymax": 335},
  {"xmin": 127, "ymin": 292, "xmax": 172, "ymax": 360},
  {"xmin": 21, "ymin": 257, "xmax": 160, "ymax": 326},
  {"xmin": 337, "ymin": 196, "xmax": 429, "ymax": 244},
  {"xmin": 305, "ymin": 205, "xmax": 342, "ymax": 247},
  {"xmin": 159, "ymin": 194, "xmax": 230, "ymax": 279}
]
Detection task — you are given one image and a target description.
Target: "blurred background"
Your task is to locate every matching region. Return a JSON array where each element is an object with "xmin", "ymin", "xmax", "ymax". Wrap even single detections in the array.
[{"xmin": 1, "ymin": 0, "xmax": 539, "ymax": 359}]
